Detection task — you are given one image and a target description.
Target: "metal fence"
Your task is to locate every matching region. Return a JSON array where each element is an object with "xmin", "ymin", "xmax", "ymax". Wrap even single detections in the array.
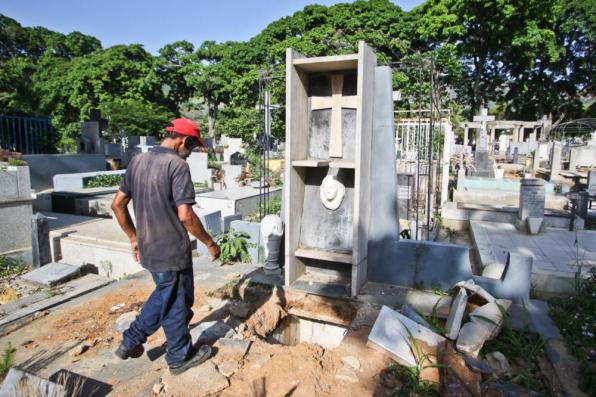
[{"xmin": 0, "ymin": 115, "xmax": 54, "ymax": 154}]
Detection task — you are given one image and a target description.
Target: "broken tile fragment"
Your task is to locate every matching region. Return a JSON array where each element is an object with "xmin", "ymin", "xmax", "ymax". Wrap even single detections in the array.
[
  {"xmin": 469, "ymin": 299, "xmax": 512, "ymax": 339},
  {"xmin": 452, "ymin": 279, "xmax": 495, "ymax": 306},
  {"xmin": 445, "ymin": 288, "xmax": 468, "ymax": 340}
]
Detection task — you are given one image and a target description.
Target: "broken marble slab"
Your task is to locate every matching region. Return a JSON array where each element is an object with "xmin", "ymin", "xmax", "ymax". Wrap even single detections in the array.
[
  {"xmin": 401, "ymin": 303, "xmax": 431, "ymax": 329},
  {"xmin": 0, "ymin": 368, "xmax": 66, "ymax": 396},
  {"xmin": 452, "ymin": 279, "xmax": 495, "ymax": 306},
  {"xmin": 368, "ymin": 306, "xmax": 445, "ymax": 368},
  {"xmin": 20, "ymin": 262, "xmax": 81, "ymax": 287},
  {"xmin": 469, "ymin": 299, "xmax": 512, "ymax": 339},
  {"xmin": 445, "ymin": 288, "xmax": 468, "ymax": 340},
  {"xmin": 472, "ymin": 253, "xmax": 532, "ymax": 304},
  {"xmin": 456, "ymin": 299, "xmax": 512, "ymax": 357}
]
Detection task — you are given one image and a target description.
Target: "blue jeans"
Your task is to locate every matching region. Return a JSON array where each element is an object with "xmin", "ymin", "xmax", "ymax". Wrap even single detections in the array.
[{"xmin": 123, "ymin": 268, "xmax": 194, "ymax": 366}]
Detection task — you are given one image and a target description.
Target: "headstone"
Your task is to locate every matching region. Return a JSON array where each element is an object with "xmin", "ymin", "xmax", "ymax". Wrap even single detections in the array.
[
  {"xmin": 456, "ymin": 166, "xmax": 466, "ymax": 191},
  {"xmin": 549, "ymin": 142, "xmax": 563, "ymax": 182},
  {"xmin": 471, "ymin": 108, "xmax": 495, "ymax": 177},
  {"xmin": 31, "ymin": 213, "xmax": 51, "ymax": 268},
  {"xmin": 187, "ymin": 152, "xmax": 210, "ymax": 185},
  {"xmin": 223, "ymin": 164, "xmax": 243, "ymax": 188},
  {"xmin": 222, "ymin": 214, "xmax": 242, "ymax": 232},
  {"xmin": 77, "ymin": 121, "xmax": 104, "ymax": 154},
  {"xmin": 139, "ymin": 136, "xmax": 156, "ymax": 146},
  {"xmin": 512, "ymin": 147, "xmax": 519, "ymax": 164},
  {"xmin": 0, "ymin": 163, "xmax": 33, "ymax": 254},
  {"xmin": 515, "ymin": 178, "xmax": 545, "ymax": 234},
  {"xmin": 104, "ymin": 143, "xmax": 122, "ymax": 158}
]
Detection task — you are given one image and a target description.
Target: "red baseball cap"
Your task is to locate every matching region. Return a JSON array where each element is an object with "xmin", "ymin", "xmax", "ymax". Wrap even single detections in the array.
[{"xmin": 165, "ymin": 118, "xmax": 206, "ymax": 147}]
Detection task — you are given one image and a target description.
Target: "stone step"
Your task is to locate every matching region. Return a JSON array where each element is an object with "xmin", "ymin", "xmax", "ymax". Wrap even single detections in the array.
[{"xmin": 20, "ymin": 262, "xmax": 81, "ymax": 287}]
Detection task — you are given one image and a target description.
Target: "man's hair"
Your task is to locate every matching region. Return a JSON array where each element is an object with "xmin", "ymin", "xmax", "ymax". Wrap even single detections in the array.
[{"xmin": 164, "ymin": 132, "xmax": 199, "ymax": 146}]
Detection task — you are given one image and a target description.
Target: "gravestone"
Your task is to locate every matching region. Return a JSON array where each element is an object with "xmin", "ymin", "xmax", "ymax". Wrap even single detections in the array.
[
  {"xmin": 77, "ymin": 112, "xmax": 107, "ymax": 155},
  {"xmin": 515, "ymin": 178, "xmax": 545, "ymax": 234},
  {"xmin": 285, "ymin": 42, "xmax": 377, "ymax": 297},
  {"xmin": 549, "ymin": 142, "xmax": 563, "ymax": 182},
  {"xmin": 471, "ymin": 108, "xmax": 495, "ymax": 178},
  {"xmin": 187, "ymin": 152, "xmax": 211, "ymax": 186}
]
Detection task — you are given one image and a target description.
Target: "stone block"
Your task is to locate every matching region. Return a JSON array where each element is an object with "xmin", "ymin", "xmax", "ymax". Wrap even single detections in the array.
[
  {"xmin": 452, "ymin": 279, "xmax": 495, "ymax": 306},
  {"xmin": 469, "ymin": 299, "xmax": 512, "ymax": 339},
  {"xmin": 216, "ymin": 338, "xmax": 251, "ymax": 357},
  {"xmin": 190, "ymin": 320, "xmax": 236, "ymax": 345},
  {"xmin": 161, "ymin": 361, "xmax": 229, "ymax": 397},
  {"xmin": 0, "ymin": 164, "xmax": 31, "ymax": 201},
  {"xmin": 31, "ymin": 213, "xmax": 51, "ymax": 268},
  {"xmin": 53, "ymin": 170, "xmax": 125, "ymax": 192},
  {"xmin": 446, "ymin": 288, "xmax": 468, "ymax": 340},
  {"xmin": 456, "ymin": 322, "xmax": 492, "ymax": 357},
  {"xmin": 0, "ymin": 197, "xmax": 32, "ymax": 253},
  {"xmin": 20, "ymin": 262, "xmax": 80, "ymax": 287},
  {"xmin": 368, "ymin": 306, "xmax": 445, "ymax": 369}
]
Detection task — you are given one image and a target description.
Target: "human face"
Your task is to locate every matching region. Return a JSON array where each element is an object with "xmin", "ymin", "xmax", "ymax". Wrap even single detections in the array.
[{"xmin": 322, "ymin": 179, "xmax": 338, "ymax": 201}]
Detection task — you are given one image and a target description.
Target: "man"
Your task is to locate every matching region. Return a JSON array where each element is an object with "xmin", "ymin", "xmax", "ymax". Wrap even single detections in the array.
[{"xmin": 111, "ymin": 118, "xmax": 220, "ymax": 375}]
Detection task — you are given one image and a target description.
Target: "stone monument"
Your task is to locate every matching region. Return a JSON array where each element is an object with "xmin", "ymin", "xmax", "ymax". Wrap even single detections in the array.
[
  {"xmin": 471, "ymin": 108, "xmax": 495, "ymax": 177},
  {"xmin": 284, "ymin": 41, "xmax": 377, "ymax": 297},
  {"xmin": 515, "ymin": 178, "xmax": 546, "ymax": 234},
  {"xmin": 260, "ymin": 214, "xmax": 284, "ymax": 275}
]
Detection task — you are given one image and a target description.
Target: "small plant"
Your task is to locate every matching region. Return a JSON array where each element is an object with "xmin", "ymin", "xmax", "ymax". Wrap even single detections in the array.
[
  {"xmin": 208, "ymin": 161, "xmax": 222, "ymax": 170},
  {"xmin": 193, "ymin": 181, "xmax": 209, "ymax": 189},
  {"xmin": 8, "ymin": 159, "xmax": 27, "ymax": 166},
  {"xmin": 0, "ymin": 256, "xmax": 29, "ymax": 279},
  {"xmin": 423, "ymin": 297, "xmax": 447, "ymax": 335},
  {"xmin": 245, "ymin": 196, "xmax": 282, "ymax": 222},
  {"xmin": 215, "ymin": 228, "xmax": 253, "ymax": 265},
  {"xmin": 84, "ymin": 174, "xmax": 123, "ymax": 188},
  {"xmin": 0, "ymin": 342, "xmax": 14, "ymax": 381}
]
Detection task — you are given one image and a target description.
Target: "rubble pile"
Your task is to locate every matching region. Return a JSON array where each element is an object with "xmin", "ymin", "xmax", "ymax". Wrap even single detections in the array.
[{"xmin": 368, "ymin": 279, "xmax": 542, "ymax": 397}]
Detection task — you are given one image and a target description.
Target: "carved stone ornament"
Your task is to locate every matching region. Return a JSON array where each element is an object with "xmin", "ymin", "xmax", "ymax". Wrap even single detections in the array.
[{"xmin": 320, "ymin": 175, "xmax": 346, "ymax": 210}]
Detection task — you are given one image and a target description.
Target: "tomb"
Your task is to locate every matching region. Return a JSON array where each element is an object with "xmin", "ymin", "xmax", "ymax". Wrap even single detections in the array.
[
  {"xmin": 0, "ymin": 162, "xmax": 33, "ymax": 256},
  {"xmin": 284, "ymin": 42, "xmax": 377, "ymax": 297}
]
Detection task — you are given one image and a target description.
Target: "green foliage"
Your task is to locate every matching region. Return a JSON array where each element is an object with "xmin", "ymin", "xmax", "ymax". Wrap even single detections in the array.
[
  {"xmin": 208, "ymin": 161, "xmax": 222, "ymax": 170},
  {"xmin": 215, "ymin": 228, "xmax": 253, "ymax": 265},
  {"xmin": 245, "ymin": 196, "xmax": 282, "ymax": 222},
  {"xmin": 193, "ymin": 181, "xmax": 209, "ymax": 189},
  {"xmin": 0, "ymin": 343, "xmax": 14, "ymax": 381},
  {"xmin": 549, "ymin": 268, "xmax": 596, "ymax": 395},
  {"xmin": 1, "ymin": 0, "xmax": 595, "ymax": 149},
  {"xmin": 7, "ymin": 159, "xmax": 27, "ymax": 166},
  {"xmin": 0, "ymin": 256, "xmax": 29, "ymax": 279},
  {"xmin": 84, "ymin": 174, "xmax": 123, "ymax": 188}
]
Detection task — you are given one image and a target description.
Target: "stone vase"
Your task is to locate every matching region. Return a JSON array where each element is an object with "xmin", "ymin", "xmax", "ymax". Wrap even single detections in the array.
[{"xmin": 260, "ymin": 215, "xmax": 284, "ymax": 275}]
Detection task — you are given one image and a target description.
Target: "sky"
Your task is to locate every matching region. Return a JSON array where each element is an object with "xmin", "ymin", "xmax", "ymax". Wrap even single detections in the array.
[{"xmin": 1, "ymin": 0, "xmax": 424, "ymax": 54}]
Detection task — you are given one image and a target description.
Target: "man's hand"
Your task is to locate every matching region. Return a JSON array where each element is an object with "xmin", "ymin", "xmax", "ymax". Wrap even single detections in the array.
[
  {"xmin": 207, "ymin": 241, "xmax": 220, "ymax": 261},
  {"xmin": 131, "ymin": 239, "xmax": 141, "ymax": 263}
]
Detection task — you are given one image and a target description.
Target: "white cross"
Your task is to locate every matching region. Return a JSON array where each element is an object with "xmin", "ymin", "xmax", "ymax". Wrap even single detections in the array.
[
  {"xmin": 310, "ymin": 74, "xmax": 357, "ymax": 158},
  {"xmin": 473, "ymin": 107, "xmax": 495, "ymax": 150}
]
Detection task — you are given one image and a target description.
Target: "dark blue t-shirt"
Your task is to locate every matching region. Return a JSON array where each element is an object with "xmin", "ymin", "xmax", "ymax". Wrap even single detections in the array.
[{"xmin": 120, "ymin": 146, "xmax": 196, "ymax": 272}]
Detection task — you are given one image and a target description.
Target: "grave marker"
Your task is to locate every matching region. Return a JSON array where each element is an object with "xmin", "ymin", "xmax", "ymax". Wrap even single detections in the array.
[{"xmin": 515, "ymin": 178, "xmax": 545, "ymax": 234}]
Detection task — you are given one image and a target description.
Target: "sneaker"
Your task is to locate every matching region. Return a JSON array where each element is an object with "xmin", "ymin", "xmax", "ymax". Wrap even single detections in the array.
[
  {"xmin": 114, "ymin": 342, "xmax": 144, "ymax": 360},
  {"xmin": 169, "ymin": 345, "xmax": 212, "ymax": 375}
]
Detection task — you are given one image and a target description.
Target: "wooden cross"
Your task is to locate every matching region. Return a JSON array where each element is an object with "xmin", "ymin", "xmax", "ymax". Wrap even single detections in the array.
[{"xmin": 310, "ymin": 74, "xmax": 357, "ymax": 158}]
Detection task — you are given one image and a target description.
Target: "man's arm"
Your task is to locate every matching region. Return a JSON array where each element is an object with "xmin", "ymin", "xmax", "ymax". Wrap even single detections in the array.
[
  {"xmin": 111, "ymin": 191, "xmax": 140, "ymax": 262},
  {"xmin": 177, "ymin": 204, "xmax": 220, "ymax": 260}
]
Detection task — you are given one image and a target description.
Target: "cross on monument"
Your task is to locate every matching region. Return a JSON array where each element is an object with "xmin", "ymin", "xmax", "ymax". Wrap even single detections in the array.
[
  {"xmin": 473, "ymin": 107, "xmax": 495, "ymax": 151},
  {"xmin": 311, "ymin": 74, "xmax": 358, "ymax": 158}
]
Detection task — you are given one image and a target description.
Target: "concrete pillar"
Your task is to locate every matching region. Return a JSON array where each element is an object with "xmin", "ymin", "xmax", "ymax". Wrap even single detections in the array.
[
  {"xmin": 516, "ymin": 178, "xmax": 546, "ymax": 234},
  {"xmin": 31, "ymin": 213, "xmax": 51, "ymax": 268},
  {"xmin": 441, "ymin": 122, "xmax": 453, "ymax": 205},
  {"xmin": 549, "ymin": 142, "xmax": 563, "ymax": 182},
  {"xmin": 463, "ymin": 127, "xmax": 469, "ymax": 146},
  {"xmin": 489, "ymin": 127, "xmax": 496, "ymax": 151}
]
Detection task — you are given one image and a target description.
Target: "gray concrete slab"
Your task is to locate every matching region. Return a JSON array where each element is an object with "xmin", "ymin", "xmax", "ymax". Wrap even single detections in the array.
[{"xmin": 20, "ymin": 262, "xmax": 80, "ymax": 286}]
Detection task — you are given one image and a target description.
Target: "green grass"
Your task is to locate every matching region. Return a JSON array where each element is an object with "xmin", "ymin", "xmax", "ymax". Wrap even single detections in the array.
[
  {"xmin": 245, "ymin": 196, "xmax": 282, "ymax": 222},
  {"xmin": 0, "ymin": 343, "xmax": 14, "ymax": 381},
  {"xmin": 549, "ymin": 268, "xmax": 596, "ymax": 395},
  {"xmin": 384, "ymin": 360, "xmax": 439, "ymax": 396}
]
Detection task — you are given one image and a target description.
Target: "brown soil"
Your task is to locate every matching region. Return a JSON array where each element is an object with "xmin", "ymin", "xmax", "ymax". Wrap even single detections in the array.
[
  {"xmin": 0, "ymin": 286, "xmax": 21, "ymax": 304},
  {"xmin": 245, "ymin": 289, "xmax": 287, "ymax": 338}
]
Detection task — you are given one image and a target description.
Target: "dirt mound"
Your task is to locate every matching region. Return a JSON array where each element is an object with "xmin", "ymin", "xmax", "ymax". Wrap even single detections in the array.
[{"xmin": 245, "ymin": 288, "xmax": 287, "ymax": 338}]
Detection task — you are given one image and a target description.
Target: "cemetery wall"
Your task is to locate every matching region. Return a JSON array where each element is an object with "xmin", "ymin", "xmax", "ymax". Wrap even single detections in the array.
[{"xmin": 23, "ymin": 154, "xmax": 106, "ymax": 191}]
